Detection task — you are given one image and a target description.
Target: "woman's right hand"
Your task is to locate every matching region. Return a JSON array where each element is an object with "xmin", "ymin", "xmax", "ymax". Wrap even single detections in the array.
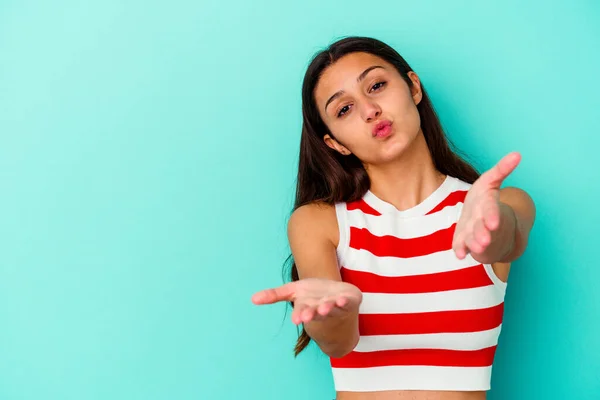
[{"xmin": 251, "ymin": 278, "xmax": 362, "ymax": 325}]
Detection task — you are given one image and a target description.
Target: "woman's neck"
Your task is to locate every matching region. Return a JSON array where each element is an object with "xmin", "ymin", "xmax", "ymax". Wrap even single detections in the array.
[{"xmin": 365, "ymin": 133, "xmax": 446, "ymax": 212}]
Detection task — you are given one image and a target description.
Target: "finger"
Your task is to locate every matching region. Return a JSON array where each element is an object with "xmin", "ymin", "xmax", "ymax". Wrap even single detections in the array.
[
  {"xmin": 483, "ymin": 198, "xmax": 500, "ymax": 231},
  {"xmin": 291, "ymin": 303, "xmax": 309, "ymax": 325},
  {"xmin": 455, "ymin": 244, "xmax": 468, "ymax": 260},
  {"xmin": 452, "ymin": 232, "xmax": 467, "ymax": 259},
  {"xmin": 465, "ymin": 232, "xmax": 484, "ymax": 255},
  {"xmin": 300, "ymin": 306, "xmax": 316, "ymax": 324},
  {"xmin": 251, "ymin": 282, "xmax": 296, "ymax": 305},
  {"xmin": 484, "ymin": 152, "xmax": 521, "ymax": 188},
  {"xmin": 317, "ymin": 298, "xmax": 337, "ymax": 316},
  {"xmin": 473, "ymin": 218, "xmax": 491, "ymax": 248},
  {"xmin": 335, "ymin": 295, "xmax": 350, "ymax": 309}
]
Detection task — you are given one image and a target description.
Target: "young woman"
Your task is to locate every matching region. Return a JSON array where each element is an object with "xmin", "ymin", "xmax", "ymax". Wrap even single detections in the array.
[{"xmin": 251, "ymin": 36, "xmax": 536, "ymax": 399}]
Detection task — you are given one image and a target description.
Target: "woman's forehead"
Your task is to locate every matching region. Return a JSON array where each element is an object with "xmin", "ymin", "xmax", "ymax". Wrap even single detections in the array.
[{"xmin": 314, "ymin": 52, "xmax": 391, "ymax": 105}]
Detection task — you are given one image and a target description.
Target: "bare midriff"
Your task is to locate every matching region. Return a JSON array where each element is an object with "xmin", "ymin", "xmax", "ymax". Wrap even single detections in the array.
[{"xmin": 336, "ymin": 390, "xmax": 487, "ymax": 400}]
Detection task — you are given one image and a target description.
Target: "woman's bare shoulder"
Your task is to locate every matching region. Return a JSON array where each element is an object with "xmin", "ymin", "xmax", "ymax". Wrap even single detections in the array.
[{"xmin": 288, "ymin": 202, "xmax": 340, "ymax": 252}]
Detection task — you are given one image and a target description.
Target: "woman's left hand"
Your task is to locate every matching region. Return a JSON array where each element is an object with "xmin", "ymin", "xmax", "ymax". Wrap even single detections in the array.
[{"xmin": 452, "ymin": 152, "xmax": 521, "ymax": 263}]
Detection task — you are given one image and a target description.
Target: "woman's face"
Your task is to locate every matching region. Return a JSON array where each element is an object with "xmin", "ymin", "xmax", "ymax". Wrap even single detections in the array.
[{"xmin": 314, "ymin": 52, "xmax": 424, "ymax": 166}]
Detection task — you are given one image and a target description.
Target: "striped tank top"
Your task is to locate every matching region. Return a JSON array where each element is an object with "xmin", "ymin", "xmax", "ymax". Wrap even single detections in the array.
[{"xmin": 331, "ymin": 175, "xmax": 507, "ymax": 392}]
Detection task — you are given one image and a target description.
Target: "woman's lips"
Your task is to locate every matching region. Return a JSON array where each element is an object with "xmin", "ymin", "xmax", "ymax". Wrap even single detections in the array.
[{"xmin": 373, "ymin": 120, "xmax": 392, "ymax": 138}]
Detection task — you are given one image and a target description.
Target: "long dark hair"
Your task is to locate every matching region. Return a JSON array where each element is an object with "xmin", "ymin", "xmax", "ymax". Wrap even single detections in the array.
[{"xmin": 284, "ymin": 36, "xmax": 480, "ymax": 356}]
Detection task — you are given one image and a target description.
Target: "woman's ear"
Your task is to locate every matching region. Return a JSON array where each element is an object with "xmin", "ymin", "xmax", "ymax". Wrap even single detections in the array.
[
  {"xmin": 324, "ymin": 134, "xmax": 352, "ymax": 155},
  {"xmin": 407, "ymin": 71, "xmax": 423, "ymax": 105}
]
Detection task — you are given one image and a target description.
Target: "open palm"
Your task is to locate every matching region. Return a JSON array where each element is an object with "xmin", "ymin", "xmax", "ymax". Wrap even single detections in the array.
[
  {"xmin": 452, "ymin": 152, "xmax": 521, "ymax": 263},
  {"xmin": 251, "ymin": 278, "xmax": 362, "ymax": 325}
]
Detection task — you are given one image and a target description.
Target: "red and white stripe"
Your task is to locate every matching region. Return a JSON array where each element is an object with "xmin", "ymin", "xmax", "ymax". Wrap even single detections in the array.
[{"xmin": 331, "ymin": 176, "xmax": 507, "ymax": 392}]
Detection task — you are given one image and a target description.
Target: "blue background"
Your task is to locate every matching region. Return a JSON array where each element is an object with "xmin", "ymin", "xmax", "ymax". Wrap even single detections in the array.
[{"xmin": 1, "ymin": 0, "xmax": 598, "ymax": 399}]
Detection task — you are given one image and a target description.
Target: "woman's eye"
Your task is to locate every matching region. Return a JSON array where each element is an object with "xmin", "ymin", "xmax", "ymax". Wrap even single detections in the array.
[
  {"xmin": 337, "ymin": 105, "xmax": 351, "ymax": 117},
  {"xmin": 371, "ymin": 81, "xmax": 386, "ymax": 92}
]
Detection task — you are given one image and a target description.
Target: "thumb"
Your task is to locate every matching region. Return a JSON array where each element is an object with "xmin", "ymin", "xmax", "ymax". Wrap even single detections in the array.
[
  {"xmin": 251, "ymin": 282, "xmax": 297, "ymax": 305},
  {"xmin": 483, "ymin": 152, "xmax": 521, "ymax": 188}
]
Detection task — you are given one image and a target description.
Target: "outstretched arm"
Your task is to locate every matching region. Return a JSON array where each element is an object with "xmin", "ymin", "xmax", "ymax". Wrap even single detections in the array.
[
  {"xmin": 252, "ymin": 203, "xmax": 361, "ymax": 358},
  {"xmin": 452, "ymin": 152, "xmax": 536, "ymax": 265}
]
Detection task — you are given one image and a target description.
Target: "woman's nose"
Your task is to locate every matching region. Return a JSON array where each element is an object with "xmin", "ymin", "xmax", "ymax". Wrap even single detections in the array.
[{"xmin": 361, "ymin": 101, "xmax": 382, "ymax": 122}]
